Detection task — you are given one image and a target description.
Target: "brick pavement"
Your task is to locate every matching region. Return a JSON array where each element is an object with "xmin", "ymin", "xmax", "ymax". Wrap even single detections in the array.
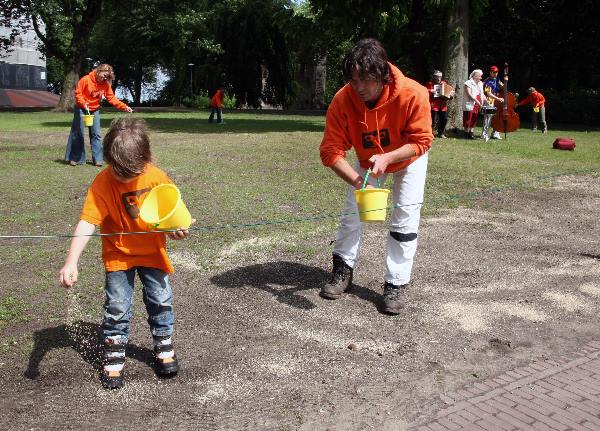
[{"xmin": 418, "ymin": 340, "xmax": 600, "ymax": 430}]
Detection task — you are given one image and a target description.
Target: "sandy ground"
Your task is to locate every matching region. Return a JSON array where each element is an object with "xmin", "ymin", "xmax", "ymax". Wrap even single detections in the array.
[{"xmin": 2, "ymin": 175, "xmax": 600, "ymax": 430}]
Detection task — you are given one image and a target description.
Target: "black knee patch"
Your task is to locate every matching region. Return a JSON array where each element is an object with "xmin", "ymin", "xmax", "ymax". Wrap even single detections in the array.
[{"xmin": 390, "ymin": 231, "xmax": 417, "ymax": 242}]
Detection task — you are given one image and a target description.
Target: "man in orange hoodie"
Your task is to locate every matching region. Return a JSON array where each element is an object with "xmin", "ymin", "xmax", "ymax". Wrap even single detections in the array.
[
  {"xmin": 208, "ymin": 87, "xmax": 224, "ymax": 124},
  {"xmin": 65, "ymin": 64, "xmax": 133, "ymax": 167},
  {"xmin": 319, "ymin": 38, "xmax": 433, "ymax": 315},
  {"xmin": 515, "ymin": 87, "xmax": 547, "ymax": 133}
]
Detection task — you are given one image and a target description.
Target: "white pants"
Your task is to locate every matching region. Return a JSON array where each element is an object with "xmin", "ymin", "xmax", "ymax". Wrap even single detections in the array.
[{"xmin": 333, "ymin": 153, "xmax": 428, "ymax": 285}]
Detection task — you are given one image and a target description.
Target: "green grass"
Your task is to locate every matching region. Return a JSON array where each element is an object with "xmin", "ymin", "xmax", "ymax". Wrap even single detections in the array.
[
  {"xmin": 0, "ymin": 296, "xmax": 28, "ymax": 327},
  {"xmin": 0, "ymin": 110, "xmax": 599, "ymax": 336}
]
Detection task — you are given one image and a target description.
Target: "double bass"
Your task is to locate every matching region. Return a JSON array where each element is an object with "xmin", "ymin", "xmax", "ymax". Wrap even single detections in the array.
[{"xmin": 491, "ymin": 62, "xmax": 520, "ymax": 138}]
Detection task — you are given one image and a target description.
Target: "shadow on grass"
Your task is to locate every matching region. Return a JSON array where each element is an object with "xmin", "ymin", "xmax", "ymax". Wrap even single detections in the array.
[
  {"xmin": 41, "ymin": 116, "xmax": 324, "ymax": 134},
  {"xmin": 580, "ymin": 253, "xmax": 600, "ymax": 261},
  {"xmin": 210, "ymin": 260, "xmax": 380, "ymax": 310},
  {"xmin": 24, "ymin": 321, "xmax": 154, "ymax": 379}
]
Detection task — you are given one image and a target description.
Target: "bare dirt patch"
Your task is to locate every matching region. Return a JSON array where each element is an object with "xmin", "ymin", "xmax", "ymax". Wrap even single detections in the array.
[{"xmin": 2, "ymin": 175, "xmax": 600, "ymax": 430}]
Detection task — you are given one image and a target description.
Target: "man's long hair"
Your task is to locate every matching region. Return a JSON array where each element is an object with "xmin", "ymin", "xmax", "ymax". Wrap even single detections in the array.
[{"xmin": 342, "ymin": 38, "xmax": 391, "ymax": 83}]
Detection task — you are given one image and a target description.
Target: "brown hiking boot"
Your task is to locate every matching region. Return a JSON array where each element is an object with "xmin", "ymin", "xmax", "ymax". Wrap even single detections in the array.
[
  {"xmin": 382, "ymin": 282, "xmax": 406, "ymax": 315},
  {"xmin": 320, "ymin": 254, "xmax": 353, "ymax": 300}
]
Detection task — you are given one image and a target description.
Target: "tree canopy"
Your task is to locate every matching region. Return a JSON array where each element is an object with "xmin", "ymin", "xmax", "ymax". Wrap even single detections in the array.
[{"xmin": 1, "ymin": 0, "xmax": 597, "ymax": 121}]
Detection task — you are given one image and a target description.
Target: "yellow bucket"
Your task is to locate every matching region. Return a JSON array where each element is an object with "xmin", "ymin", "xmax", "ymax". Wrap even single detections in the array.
[
  {"xmin": 354, "ymin": 188, "xmax": 391, "ymax": 222},
  {"xmin": 533, "ymin": 107, "xmax": 540, "ymax": 113},
  {"xmin": 82, "ymin": 114, "xmax": 94, "ymax": 127},
  {"xmin": 139, "ymin": 184, "xmax": 192, "ymax": 230}
]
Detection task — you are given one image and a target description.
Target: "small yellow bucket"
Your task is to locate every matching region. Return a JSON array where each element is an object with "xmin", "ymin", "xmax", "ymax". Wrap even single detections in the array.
[
  {"xmin": 82, "ymin": 114, "xmax": 94, "ymax": 127},
  {"xmin": 354, "ymin": 188, "xmax": 391, "ymax": 222},
  {"xmin": 533, "ymin": 107, "xmax": 540, "ymax": 113},
  {"xmin": 139, "ymin": 184, "xmax": 192, "ymax": 230}
]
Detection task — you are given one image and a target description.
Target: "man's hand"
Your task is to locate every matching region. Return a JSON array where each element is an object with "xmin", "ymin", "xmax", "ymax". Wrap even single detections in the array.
[{"xmin": 368, "ymin": 153, "xmax": 390, "ymax": 177}]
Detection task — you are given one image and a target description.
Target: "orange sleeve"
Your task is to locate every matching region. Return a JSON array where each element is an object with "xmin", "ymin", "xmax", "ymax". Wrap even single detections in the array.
[
  {"xmin": 405, "ymin": 86, "xmax": 434, "ymax": 156},
  {"xmin": 80, "ymin": 177, "xmax": 109, "ymax": 226},
  {"xmin": 320, "ymin": 93, "xmax": 353, "ymax": 167},
  {"xmin": 74, "ymin": 76, "xmax": 89, "ymax": 109},
  {"xmin": 517, "ymin": 95, "xmax": 530, "ymax": 107},
  {"xmin": 103, "ymin": 83, "xmax": 129, "ymax": 111}
]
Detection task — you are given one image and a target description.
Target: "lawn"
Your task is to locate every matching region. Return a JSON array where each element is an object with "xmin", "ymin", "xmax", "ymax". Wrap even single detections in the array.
[
  {"xmin": 2, "ymin": 110, "xmax": 600, "ymax": 428},
  {"xmin": 0, "ymin": 109, "xmax": 598, "ymax": 335}
]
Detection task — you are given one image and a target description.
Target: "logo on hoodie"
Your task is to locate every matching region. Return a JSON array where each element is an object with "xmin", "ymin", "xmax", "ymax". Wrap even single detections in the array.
[
  {"xmin": 362, "ymin": 129, "xmax": 390, "ymax": 149},
  {"xmin": 121, "ymin": 187, "xmax": 151, "ymax": 219}
]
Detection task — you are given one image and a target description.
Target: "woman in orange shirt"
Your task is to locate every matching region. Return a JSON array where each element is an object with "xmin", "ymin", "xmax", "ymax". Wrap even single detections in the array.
[{"xmin": 65, "ymin": 64, "xmax": 133, "ymax": 167}]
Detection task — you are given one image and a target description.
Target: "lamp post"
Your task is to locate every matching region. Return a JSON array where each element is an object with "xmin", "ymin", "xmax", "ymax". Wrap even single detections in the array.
[{"xmin": 187, "ymin": 63, "xmax": 194, "ymax": 96}]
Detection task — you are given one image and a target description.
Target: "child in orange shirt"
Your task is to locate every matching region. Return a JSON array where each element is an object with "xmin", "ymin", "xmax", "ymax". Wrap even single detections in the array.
[{"xmin": 59, "ymin": 118, "xmax": 191, "ymax": 389}]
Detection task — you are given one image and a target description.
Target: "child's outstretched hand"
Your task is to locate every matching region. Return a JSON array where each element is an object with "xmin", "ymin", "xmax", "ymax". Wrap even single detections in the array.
[
  {"xmin": 59, "ymin": 263, "xmax": 78, "ymax": 288},
  {"xmin": 168, "ymin": 219, "xmax": 195, "ymax": 240}
]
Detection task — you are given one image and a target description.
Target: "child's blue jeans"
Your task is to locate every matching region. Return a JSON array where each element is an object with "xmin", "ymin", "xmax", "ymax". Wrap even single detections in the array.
[{"xmin": 102, "ymin": 267, "xmax": 174, "ymax": 341}]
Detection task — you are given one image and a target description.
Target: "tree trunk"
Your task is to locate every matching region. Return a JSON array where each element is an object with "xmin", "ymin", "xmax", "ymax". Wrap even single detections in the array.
[
  {"xmin": 55, "ymin": 67, "xmax": 80, "ymax": 112},
  {"xmin": 313, "ymin": 56, "xmax": 326, "ymax": 109},
  {"xmin": 443, "ymin": 0, "xmax": 469, "ymax": 130},
  {"xmin": 41, "ymin": 0, "xmax": 104, "ymax": 112}
]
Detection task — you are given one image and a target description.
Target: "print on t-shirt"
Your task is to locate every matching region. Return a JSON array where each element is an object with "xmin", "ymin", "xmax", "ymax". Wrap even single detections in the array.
[
  {"xmin": 362, "ymin": 128, "xmax": 390, "ymax": 149},
  {"xmin": 121, "ymin": 187, "xmax": 151, "ymax": 219}
]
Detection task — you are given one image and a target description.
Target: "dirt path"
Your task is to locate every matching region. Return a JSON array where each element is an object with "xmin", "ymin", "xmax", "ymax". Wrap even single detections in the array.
[{"xmin": 2, "ymin": 175, "xmax": 600, "ymax": 430}]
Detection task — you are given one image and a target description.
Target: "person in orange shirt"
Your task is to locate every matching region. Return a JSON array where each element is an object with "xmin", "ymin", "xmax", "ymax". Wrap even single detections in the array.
[
  {"xmin": 65, "ymin": 64, "xmax": 133, "ymax": 167},
  {"xmin": 515, "ymin": 87, "xmax": 547, "ymax": 133},
  {"xmin": 59, "ymin": 118, "xmax": 191, "ymax": 389},
  {"xmin": 425, "ymin": 70, "xmax": 454, "ymax": 138},
  {"xmin": 208, "ymin": 87, "xmax": 224, "ymax": 124},
  {"xmin": 319, "ymin": 38, "xmax": 433, "ymax": 315}
]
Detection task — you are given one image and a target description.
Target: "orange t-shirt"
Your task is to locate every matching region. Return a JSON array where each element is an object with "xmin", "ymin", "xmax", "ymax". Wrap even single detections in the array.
[{"xmin": 80, "ymin": 164, "xmax": 174, "ymax": 273}]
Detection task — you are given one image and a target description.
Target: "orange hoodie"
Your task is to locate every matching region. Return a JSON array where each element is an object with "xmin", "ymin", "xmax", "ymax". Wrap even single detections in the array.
[
  {"xmin": 210, "ymin": 89, "xmax": 224, "ymax": 108},
  {"xmin": 320, "ymin": 63, "xmax": 433, "ymax": 173},
  {"xmin": 75, "ymin": 70, "xmax": 129, "ymax": 112},
  {"xmin": 517, "ymin": 91, "xmax": 545, "ymax": 108}
]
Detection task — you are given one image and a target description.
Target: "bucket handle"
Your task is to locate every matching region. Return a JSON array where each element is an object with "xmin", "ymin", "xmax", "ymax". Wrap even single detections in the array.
[{"xmin": 360, "ymin": 167, "xmax": 382, "ymax": 192}]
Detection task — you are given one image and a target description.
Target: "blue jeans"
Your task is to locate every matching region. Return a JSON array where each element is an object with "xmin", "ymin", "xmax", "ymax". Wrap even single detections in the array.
[
  {"xmin": 208, "ymin": 107, "xmax": 222, "ymax": 123},
  {"xmin": 65, "ymin": 107, "xmax": 103, "ymax": 164},
  {"xmin": 102, "ymin": 267, "xmax": 175, "ymax": 341}
]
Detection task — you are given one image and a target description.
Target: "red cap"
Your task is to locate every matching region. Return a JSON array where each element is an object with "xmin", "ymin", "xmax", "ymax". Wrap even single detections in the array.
[{"xmin": 490, "ymin": 65, "xmax": 499, "ymax": 72}]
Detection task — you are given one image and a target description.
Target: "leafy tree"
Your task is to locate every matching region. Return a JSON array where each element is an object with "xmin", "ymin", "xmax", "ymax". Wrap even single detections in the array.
[
  {"xmin": 1, "ymin": 0, "xmax": 104, "ymax": 111},
  {"xmin": 210, "ymin": 0, "xmax": 293, "ymax": 107}
]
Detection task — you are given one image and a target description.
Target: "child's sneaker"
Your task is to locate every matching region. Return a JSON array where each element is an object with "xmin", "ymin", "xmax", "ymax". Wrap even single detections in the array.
[
  {"xmin": 101, "ymin": 336, "xmax": 127, "ymax": 389},
  {"xmin": 153, "ymin": 335, "xmax": 179, "ymax": 376}
]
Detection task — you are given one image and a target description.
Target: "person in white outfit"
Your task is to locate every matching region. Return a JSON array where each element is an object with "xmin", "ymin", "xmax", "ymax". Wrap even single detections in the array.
[
  {"xmin": 462, "ymin": 69, "xmax": 487, "ymax": 139},
  {"xmin": 319, "ymin": 38, "xmax": 433, "ymax": 315}
]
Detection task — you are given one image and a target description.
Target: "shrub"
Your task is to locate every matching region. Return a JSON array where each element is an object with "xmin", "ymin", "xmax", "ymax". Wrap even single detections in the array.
[
  {"xmin": 182, "ymin": 92, "xmax": 236, "ymax": 109},
  {"xmin": 542, "ymin": 88, "xmax": 599, "ymax": 125}
]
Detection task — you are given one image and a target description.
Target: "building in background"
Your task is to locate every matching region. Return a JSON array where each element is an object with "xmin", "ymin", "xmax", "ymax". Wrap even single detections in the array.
[{"xmin": 0, "ymin": 21, "xmax": 59, "ymax": 108}]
